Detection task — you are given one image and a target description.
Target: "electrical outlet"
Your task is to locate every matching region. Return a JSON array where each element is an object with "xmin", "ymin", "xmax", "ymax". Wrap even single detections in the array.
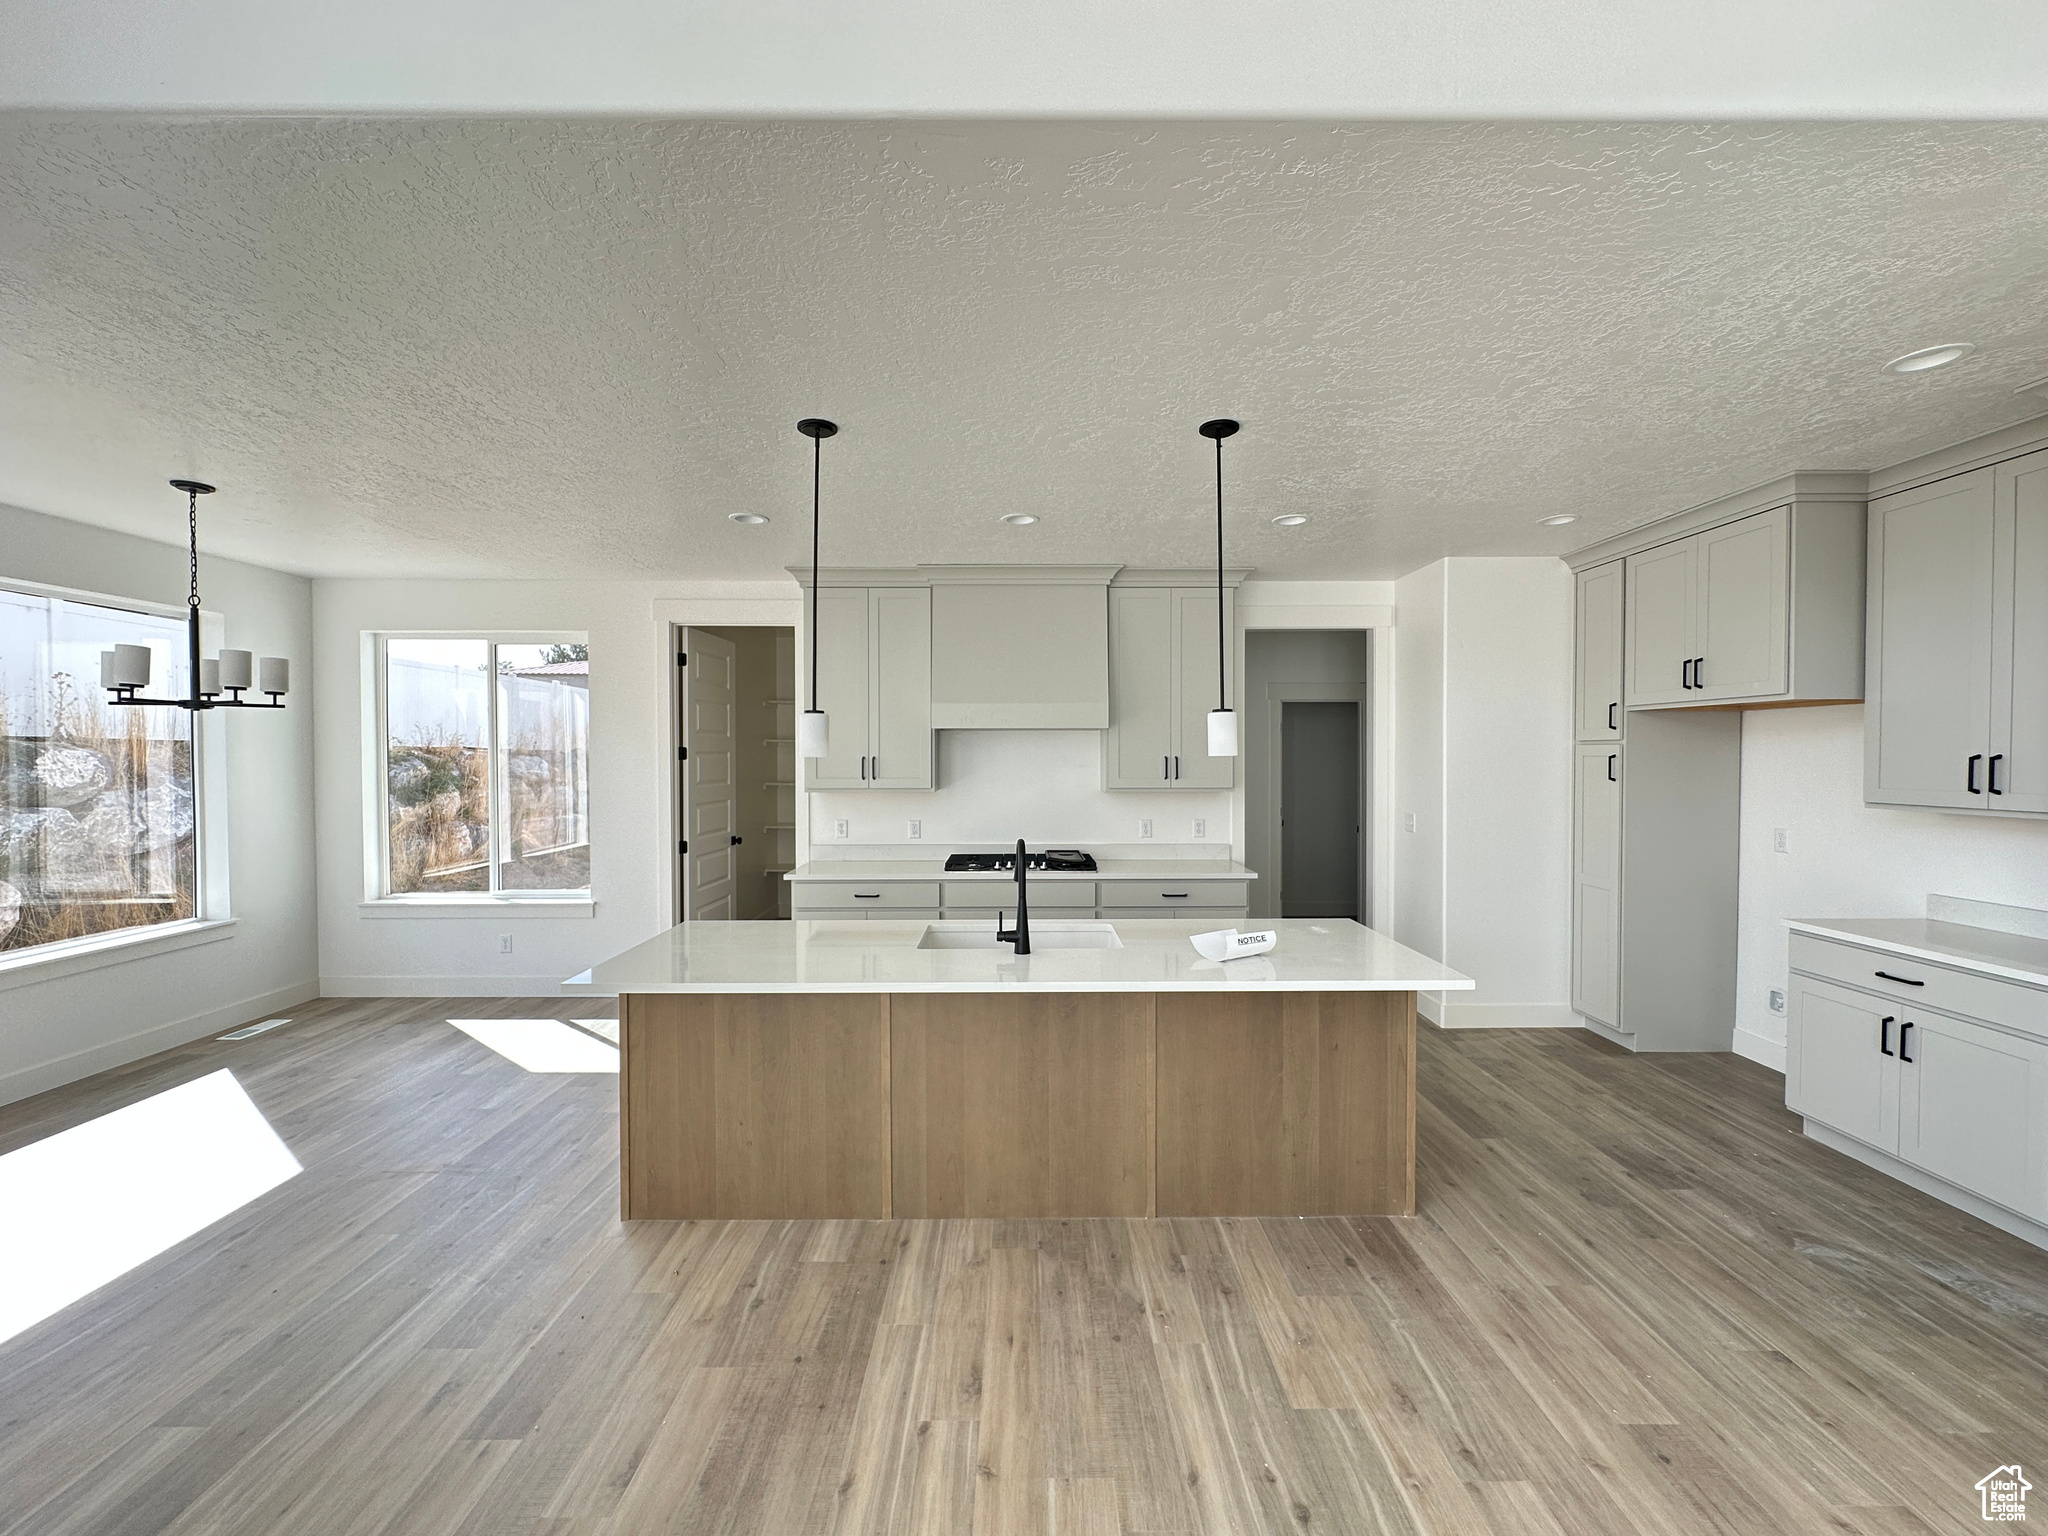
[
  {"xmin": 1403, "ymin": 812, "xmax": 1418, "ymax": 833},
  {"xmin": 907, "ymin": 819, "xmax": 921, "ymax": 839},
  {"xmin": 1772, "ymin": 827, "xmax": 1788, "ymax": 853},
  {"xmin": 834, "ymin": 818, "xmax": 849, "ymax": 839},
  {"xmin": 1192, "ymin": 818, "xmax": 1206, "ymax": 839},
  {"xmin": 1769, "ymin": 988, "xmax": 1787, "ymax": 1014},
  {"xmin": 499, "ymin": 934, "xmax": 514, "ymax": 955},
  {"xmin": 1139, "ymin": 818, "xmax": 1153, "ymax": 839}
]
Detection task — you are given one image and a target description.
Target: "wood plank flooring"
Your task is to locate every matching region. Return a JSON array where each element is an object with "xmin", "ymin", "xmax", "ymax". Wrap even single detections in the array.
[{"xmin": 2, "ymin": 996, "xmax": 2044, "ymax": 1534}]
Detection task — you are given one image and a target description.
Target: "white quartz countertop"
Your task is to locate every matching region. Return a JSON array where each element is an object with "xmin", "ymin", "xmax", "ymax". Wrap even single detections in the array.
[
  {"xmin": 1789, "ymin": 918, "xmax": 2048, "ymax": 990},
  {"xmin": 784, "ymin": 859, "xmax": 1256, "ymax": 884},
  {"xmin": 566, "ymin": 917, "xmax": 1468, "ymax": 995}
]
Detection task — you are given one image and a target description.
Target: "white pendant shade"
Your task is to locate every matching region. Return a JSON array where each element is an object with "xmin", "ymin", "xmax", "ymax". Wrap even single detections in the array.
[
  {"xmin": 218, "ymin": 649, "xmax": 253, "ymax": 691},
  {"xmin": 102, "ymin": 644, "xmax": 152, "ymax": 688},
  {"xmin": 200, "ymin": 659, "xmax": 221, "ymax": 697},
  {"xmin": 259, "ymin": 657, "xmax": 290, "ymax": 697},
  {"xmin": 1207, "ymin": 708, "xmax": 1238, "ymax": 757},
  {"xmin": 797, "ymin": 709, "xmax": 829, "ymax": 759}
]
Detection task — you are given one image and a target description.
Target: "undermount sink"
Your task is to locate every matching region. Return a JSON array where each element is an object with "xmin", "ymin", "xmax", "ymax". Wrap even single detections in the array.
[{"xmin": 916, "ymin": 922, "xmax": 1124, "ymax": 951}]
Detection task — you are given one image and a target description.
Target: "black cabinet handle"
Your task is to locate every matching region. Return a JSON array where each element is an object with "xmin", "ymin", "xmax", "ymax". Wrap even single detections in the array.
[
  {"xmin": 1968, "ymin": 753, "xmax": 1982, "ymax": 793},
  {"xmin": 1163, "ymin": 755, "xmax": 1170, "ymax": 781},
  {"xmin": 1990, "ymin": 753, "xmax": 2004, "ymax": 795},
  {"xmin": 730, "ymin": 834, "xmax": 742, "ymax": 846},
  {"xmin": 1174, "ymin": 755, "xmax": 1181, "ymax": 779},
  {"xmin": 1681, "ymin": 658, "xmax": 1693, "ymax": 689},
  {"xmin": 1899, "ymin": 1021, "xmax": 1914, "ymax": 1064},
  {"xmin": 1161, "ymin": 892, "xmax": 1190, "ymax": 899},
  {"xmin": 1694, "ymin": 656, "xmax": 1705, "ymax": 688},
  {"xmin": 1608, "ymin": 701, "xmax": 1618, "ymax": 730},
  {"xmin": 1879, "ymin": 1016, "xmax": 1894, "ymax": 1056},
  {"xmin": 853, "ymin": 892, "xmax": 882, "ymax": 899},
  {"xmin": 1874, "ymin": 970, "xmax": 1924, "ymax": 987},
  {"xmin": 859, "ymin": 755, "xmax": 867, "ymax": 781},
  {"xmin": 1607, "ymin": 753, "xmax": 1617, "ymax": 782}
]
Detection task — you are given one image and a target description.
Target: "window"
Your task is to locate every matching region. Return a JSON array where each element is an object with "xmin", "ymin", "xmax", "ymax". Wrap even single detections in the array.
[
  {"xmin": 0, "ymin": 587, "xmax": 198, "ymax": 954},
  {"xmin": 380, "ymin": 638, "xmax": 590, "ymax": 897}
]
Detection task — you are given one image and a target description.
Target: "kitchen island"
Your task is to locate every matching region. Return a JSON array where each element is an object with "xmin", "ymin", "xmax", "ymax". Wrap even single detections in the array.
[{"xmin": 568, "ymin": 917, "xmax": 1471, "ymax": 1222}]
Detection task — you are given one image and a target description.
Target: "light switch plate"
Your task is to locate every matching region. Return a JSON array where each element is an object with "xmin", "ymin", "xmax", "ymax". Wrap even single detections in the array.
[
  {"xmin": 907, "ymin": 820, "xmax": 921, "ymax": 839},
  {"xmin": 1403, "ymin": 812, "xmax": 1417, "ymax": 833},
  {"xmin": 834, "ymin": 818, "xmax": 849, "ymax": 839},
  {"xmin": 499, "ymin": 934, "xmax": 513, "ymax": 955},
  {"xmin": 1769, "ymin": 988, "xmax": 1786, "ymax": 1014}
]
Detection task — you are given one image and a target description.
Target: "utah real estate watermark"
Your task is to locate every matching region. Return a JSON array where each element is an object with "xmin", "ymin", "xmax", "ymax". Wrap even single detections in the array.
[{"xmin": 1978, "ymin": 1465, "xmax": 2030, "ymax": 1523}]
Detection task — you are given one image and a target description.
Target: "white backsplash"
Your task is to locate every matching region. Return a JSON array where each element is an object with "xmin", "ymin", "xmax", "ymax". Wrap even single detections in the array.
[{"xmin": 806, "ymin": 729, "xmax": 1233, "ymax": 853}]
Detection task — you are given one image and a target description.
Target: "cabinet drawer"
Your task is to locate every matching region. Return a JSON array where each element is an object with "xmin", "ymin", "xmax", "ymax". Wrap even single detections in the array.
[
  {"xmin": 794, "ymin": 907, "xmax": 940, "ymax": 922},
  {"xmin": 941, "ymin": 881, "xmax": 1095, "ymax": 910},
  {"xmin": 1098, "ymin": 906, "xmax": 1249, "ymax": 923},
  {"xmin": 791, "ymin": 882, "xmax": 942, "ymax": 911},
  {"xmin": 1789, "ymin": 934, "xmax": 2048, "ymax": 1038},
  {"xmin": 1101, "ymin": 881, "xmax": 1248, "ymax": 910}
]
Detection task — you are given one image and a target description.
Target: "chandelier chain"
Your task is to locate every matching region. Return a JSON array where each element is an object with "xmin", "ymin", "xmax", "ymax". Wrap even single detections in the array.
[{"xmin": 187, "ymin": 487, "xmax": 201, "ymax": 610}]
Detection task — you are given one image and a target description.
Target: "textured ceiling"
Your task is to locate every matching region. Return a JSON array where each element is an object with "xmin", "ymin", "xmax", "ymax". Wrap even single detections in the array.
[{"xmin": 3, "ymin": 117, "xmax": 2048, "ymax": 581}]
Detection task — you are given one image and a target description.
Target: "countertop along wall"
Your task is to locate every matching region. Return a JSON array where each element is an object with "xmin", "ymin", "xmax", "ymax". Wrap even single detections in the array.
[
  {"xmin": 1, "ymin": 501, "xmax": 317, "ymax": 1105},
  {"xmin": 1734, "ymin": 703, "xmax": 2048, "ymax": 1070}
]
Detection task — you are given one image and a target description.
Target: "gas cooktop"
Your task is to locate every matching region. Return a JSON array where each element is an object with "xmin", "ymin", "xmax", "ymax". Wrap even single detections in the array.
[{"xmin": 943, "ymin": 849, "xmax": 1097, "ymax": 872}]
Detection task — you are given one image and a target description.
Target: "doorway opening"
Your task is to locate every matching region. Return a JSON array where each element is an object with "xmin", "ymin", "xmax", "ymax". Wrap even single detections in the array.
[
  {"xmin": 1244, "ymin": 629, "xmax": 1368, "ymax": 924},
  {"xmin": 678, "ymin": 626, "xmax": 795, "ymax": 920}
]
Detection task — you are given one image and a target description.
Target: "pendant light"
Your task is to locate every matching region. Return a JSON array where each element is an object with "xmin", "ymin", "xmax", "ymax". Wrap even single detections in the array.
[
  {"xmin": 102, "ymin": 480, "xmax": 290, "ymax": 714},
  {"xmin": 1199, "ymin": 419, "xmax": 1239, "ymax": 756},
  {"xmin": 795, "ymin": 418, "xmax": 838, "ymax": 761}
]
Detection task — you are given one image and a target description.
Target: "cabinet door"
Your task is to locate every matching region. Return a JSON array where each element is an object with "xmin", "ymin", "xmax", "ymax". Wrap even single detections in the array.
[
  {"xmin": 1898, "ymin": 1007, "xmax": 2048, "ymax": 1222},
  {"xmin": 868, "ymin": 587, "xmax": 933, "ymax": 789},
  {"xmin": 1625, "ymin": 539, "xmax": 1696, "ymax": 705},
  {"xmin": 1570, "ymin": 744, "xmax": 1622, "ymax": 1027},
  {"xmin": 1866, "ymin": 468, "xmax": 1996, "ymax": 808},
  {"xmin": 805, "ymin": 586, "xmax": 870, "ymax": 789},
  {"xmin": 1695, "ymin": 507, "xmax": 1790, "ymax": 701},
  {"xmin": 1173, "ymin": 587, "xmax": 1234, "ymax": 789},
  {"xmin": 1991, "ymin": 448, "xmax": 2048, "ymax": 813},
  {"xmin": 1104, "ymin": 587, "xmax": 1176, "ymax": 788},
  {"xmin": 1575, "ymin": 562, "xmax": 1625, "ymax": 740},
  {"xmin": 1786, "ymin": 977, "xmax": 1898, "ymax": 1153}
]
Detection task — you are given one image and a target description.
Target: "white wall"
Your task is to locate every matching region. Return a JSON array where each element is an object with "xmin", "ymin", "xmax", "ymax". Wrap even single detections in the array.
[
  {"xmin": 1, "ymin": 502, "xmax": 317, "ymax": 1105},
  {"xmin": 313, "ymin": 578, "xmax": 796, "ymax": 994},
  {"xmin": 1393, "ymin": 557, "xmax": 1575, "ymax": 1027},
  {"xmin": 807, "ymin": 730, "xmax": 1232, "ymax": 858},
  {"xmin": 1735, "ymin": 704, "xmax": 2048, "ymax": 1069}
]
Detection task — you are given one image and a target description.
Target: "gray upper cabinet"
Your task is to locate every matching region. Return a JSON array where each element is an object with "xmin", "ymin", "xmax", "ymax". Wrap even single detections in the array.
[
  {"xmin": 1103, "ymin": 583, "xmax": 1235, "ymax": 789},
  {"xmin": 801, "ymin": 585, "xmax": 933, "ymax": 791},
  {"xmin": 1869, "ymin": 448, "xmax": 2048, "ymax": 814},
  {"xmin": 1624, "ymin": 502, "xmax": 1862, "ymax": 710},
  {"xmin": 1574, "ymin": 561, "xmax": 1624, "ymax": 740}
]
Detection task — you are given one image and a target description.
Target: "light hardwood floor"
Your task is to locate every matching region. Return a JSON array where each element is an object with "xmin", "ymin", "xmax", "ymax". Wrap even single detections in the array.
[{"xmin": 1, "ymin": 995, "xmax": 2044, "ymax": 1534}]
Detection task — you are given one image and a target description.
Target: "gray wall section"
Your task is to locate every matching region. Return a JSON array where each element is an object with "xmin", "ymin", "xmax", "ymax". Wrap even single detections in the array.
[{"xmin": 1244, "ymin": 629, "xmax": 1368, "ymax": 921}]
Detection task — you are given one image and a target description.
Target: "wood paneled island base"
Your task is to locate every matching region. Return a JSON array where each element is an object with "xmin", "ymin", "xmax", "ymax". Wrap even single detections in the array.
[{"xmin": 619, "ymin": 988, "xmax": 1416, "ymax": 1220}]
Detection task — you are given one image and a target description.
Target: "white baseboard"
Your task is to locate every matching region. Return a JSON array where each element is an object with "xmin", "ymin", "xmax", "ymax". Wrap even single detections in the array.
[
  {"xmin": 1732, "ymin": 1027, "xmax": 1787, "ymax": 1074},
  {"xmin": 0, "ymin": 977, "xmax": 319, "ymax": 1109},
  {"xmin": 1429, "ymin": 1002, "xmax": 1580, "ymax": 1031},
  {"xmin": 1576, "ymin": 1014, "xmax": 1636, "ymax": 1050},
  {"xmin": 318, "ymin": 974, "xmax": 584, "ymax": 997},
  {"xmin": 1804, "ymin": 1119, "xmax": 2048, "ymax": 1253},
  {"xmin": 1416, "ymin": 991, "xmax": 1442, "ymax": 1026}
]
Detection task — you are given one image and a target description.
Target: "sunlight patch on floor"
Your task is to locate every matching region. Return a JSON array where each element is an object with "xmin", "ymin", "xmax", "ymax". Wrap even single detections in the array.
[
  {"xmin": 0, "ymin": 1069, "xmax": 302, "ymax": 1345},
  {"xmin": 448, "ymin": 1018, "xmax": 620, "ymax": 1073}
]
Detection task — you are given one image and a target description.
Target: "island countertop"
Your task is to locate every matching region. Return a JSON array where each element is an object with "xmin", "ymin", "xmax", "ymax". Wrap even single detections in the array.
[{"xmin": 566, "ymin": 917, "xmax": 1473, "ymax": 995}]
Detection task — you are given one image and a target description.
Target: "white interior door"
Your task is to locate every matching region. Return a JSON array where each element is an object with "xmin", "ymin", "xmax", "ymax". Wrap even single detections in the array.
[
  {"xmin": 683, "ymin": 628, "xmax": 737, "ymax": 920},
  {"xmin": 1867, "ymin": 468, "xmax": 1996, "ymax": 808},
  {"xmin": 1992, "ymin": 448, "xmax": 2048, "ymax": 812}
]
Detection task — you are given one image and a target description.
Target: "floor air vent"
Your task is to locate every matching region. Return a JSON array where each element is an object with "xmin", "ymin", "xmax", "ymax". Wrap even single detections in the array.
[{"xmin": 217, "ymin": 1018, "xmax": 293, "ymax": 1041}]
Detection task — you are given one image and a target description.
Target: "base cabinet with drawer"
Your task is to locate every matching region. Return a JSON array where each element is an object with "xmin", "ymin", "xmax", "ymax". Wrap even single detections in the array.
[{"xmin": 1788, "ymin": 929, "xmax": 2048, "ymax": 1244}]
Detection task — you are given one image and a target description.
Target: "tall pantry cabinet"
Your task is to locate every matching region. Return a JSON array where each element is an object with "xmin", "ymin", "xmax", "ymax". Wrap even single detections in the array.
[{"xmin": 1568, "ymin": 480, "xmax": 1865, "ymax": 1051}]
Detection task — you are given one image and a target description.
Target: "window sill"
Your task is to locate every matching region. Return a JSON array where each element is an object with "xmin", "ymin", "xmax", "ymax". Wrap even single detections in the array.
[
  {"xmin": 358, "ymin": 897, "xmax": 594, "ymax": 918},
  {"xmin": 0, "ymin": 919, "xmax": 240, "ymax": 993}
]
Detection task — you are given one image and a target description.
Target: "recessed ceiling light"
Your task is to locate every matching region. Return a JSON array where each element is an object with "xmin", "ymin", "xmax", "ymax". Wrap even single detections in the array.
[
  {"xmin": 1000, "ymin": 513, "xmax": 1038, "ymax": 526},
  {"xmin": 1539, "ymin": 514, "xmax": 1577, "ymax": 526},
  {"xmin": 1882, "ymin": 343, "xmax": 1975, "ymax": 375},
  {"xmin": 1272, "ymin": 514, "xmax": 1310, "ymax": 527},
  {"xmin": 728, "ymin": 512, "xmax": 769, "ymax": 525}
]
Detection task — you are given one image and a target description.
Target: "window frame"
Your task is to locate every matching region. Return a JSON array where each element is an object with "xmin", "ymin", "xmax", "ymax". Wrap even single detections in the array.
[
  {"xmin": 371, "ymin": 631, "xmax": 591, "ymax": 904},
  {"xmin": 0, "ymin": 575, "xmax": 222, "ymax": 964}
]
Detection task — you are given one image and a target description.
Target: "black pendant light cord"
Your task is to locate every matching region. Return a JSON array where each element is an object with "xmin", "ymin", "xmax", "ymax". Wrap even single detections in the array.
[
  {"xmin": 1214, "ymin": 432, "xmax": 1226, "ymax": 712},
  {"xmin": 183, "ymin": 481, "xmax": 205, "ymax": 710},
  {"xmin": 810, "ymin": 429, "xmax": 820, "ymax": 713}
]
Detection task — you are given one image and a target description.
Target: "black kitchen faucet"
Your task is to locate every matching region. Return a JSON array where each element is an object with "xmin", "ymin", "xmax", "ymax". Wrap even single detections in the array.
[{"xmin": 996, "ymin": 838, "xmax": 1031, "ymax": 955}]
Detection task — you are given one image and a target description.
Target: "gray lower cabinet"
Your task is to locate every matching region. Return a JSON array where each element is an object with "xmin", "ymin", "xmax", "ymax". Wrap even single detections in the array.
[
  {"xmin": 801, "ymin": 586, "xmax": 934, "ymax": 791},
  {"xmin": 1570, "ymin": 743, "xmax": 1622, "ymax": 1026},
  {"xmin": 1866, "ymin": 447, "xmax": 2048, "ymax": 815},
  {"xmin": 1789, "ymin": 939, "xmax": 2048, "ymax": 1234}
]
